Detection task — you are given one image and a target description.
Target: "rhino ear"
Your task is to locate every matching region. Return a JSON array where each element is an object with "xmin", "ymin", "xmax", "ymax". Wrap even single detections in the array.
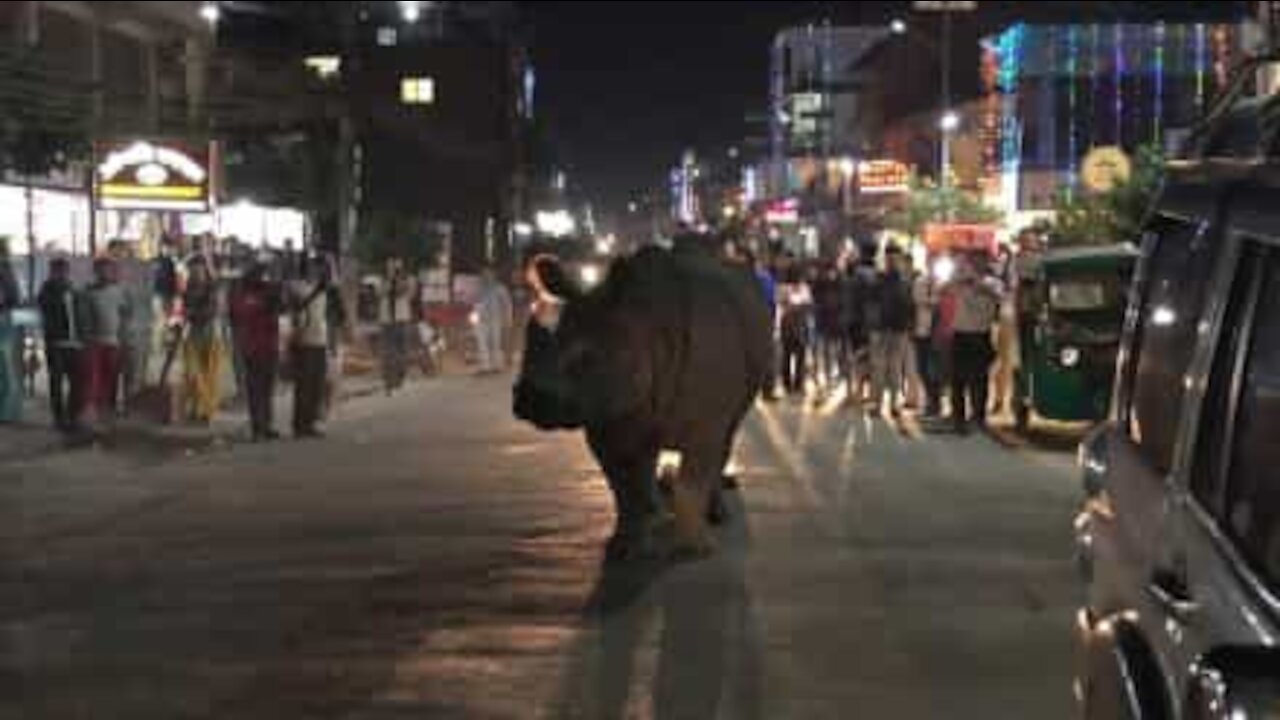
[{"xmin": 530, "ymin": 255, "xmax": 582, "ymax": 302}]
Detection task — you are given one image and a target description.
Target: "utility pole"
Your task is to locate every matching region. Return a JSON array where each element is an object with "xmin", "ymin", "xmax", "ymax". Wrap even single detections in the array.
[
  {"xmin": 911, "ymin": 1, "xmax": 976, "ymax": 197},
  {"xmin": 940, "ymin": 10, "xmax": 952, "ymax": 191}
]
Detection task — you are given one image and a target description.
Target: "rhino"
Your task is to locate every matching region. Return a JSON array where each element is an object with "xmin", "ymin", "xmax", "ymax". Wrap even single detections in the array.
[{"xmin": 514, "ymin": 245, "xmax": 773, "ymax": 560}]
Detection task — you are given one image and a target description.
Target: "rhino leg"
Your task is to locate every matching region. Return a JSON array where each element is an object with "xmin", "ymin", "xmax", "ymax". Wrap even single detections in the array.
[
  {"xmin": 710, "ymin": 402, "xmax": 752, "ymax": 524},
  {"xmin": 670, "ymin": 443, "xmax": 718, "ymax": 560},
  {"xmin": 588, "ymin": 426, "xmax": 661, "ymax": 562}
]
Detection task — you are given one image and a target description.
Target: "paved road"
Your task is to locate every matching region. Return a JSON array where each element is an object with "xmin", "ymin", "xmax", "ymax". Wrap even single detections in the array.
[{"xmin": 3, "ymin": 376, "xmax": 1081, "ymax": 719}]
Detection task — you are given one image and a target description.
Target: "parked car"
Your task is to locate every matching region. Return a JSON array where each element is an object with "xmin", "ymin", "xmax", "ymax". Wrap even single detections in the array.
[{"xmin": 1073, "ymin": 154, "xmax": 1280, "ymax": 718}]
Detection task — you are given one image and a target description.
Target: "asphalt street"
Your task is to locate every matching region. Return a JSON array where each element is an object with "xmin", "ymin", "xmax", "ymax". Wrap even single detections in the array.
[{"xmin": 3, "ymin": 375, "xmax": 1081, "ymax": 719}]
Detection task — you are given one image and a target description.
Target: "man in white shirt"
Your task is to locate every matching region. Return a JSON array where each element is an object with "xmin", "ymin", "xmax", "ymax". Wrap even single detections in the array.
[
  {"xmin": 946, "ymin": 254, "xmax": 1004, "ymax": 434},
  {"xmin": 473, "ymin": 268, "xmax": 513, "ymax": 375},
  {"xmin": 290, "ymin": 256, "xmax": 330, "ymax": 438}
]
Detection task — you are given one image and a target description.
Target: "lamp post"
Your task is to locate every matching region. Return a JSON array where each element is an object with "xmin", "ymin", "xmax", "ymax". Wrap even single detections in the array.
[
  {"xmin": 939, "ymin": 110, "xmax": 960, "ymax": 193},
  {"xmin": 894, "ymin": 3, "xmax": 975, "ymax": 190}
]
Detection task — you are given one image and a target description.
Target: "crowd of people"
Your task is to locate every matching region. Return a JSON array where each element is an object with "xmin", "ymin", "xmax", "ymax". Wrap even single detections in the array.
[
  {"xmin": 749, "ymin": 240, "xmax": 1020, "ymax": 435},
  {"xmin": 0, "ymin": 235, "xmax": 351, "ymax": 440},
  {"xmin": 0, "ymin": 230, "xmax": 522, "ymax": 443}
]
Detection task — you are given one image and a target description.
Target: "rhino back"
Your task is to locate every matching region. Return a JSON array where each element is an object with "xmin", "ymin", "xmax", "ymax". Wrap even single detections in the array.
[{"xmin": 607, "ymin": 250, "xmax": 770, "ymax": 441}]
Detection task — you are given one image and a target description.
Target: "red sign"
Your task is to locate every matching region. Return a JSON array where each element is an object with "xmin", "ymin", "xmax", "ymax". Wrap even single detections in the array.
[
  {"xmin": 924, "ymin": 223, "xmax": 999, "ymax": 256},
  {"xmin": 764, "ymin": 198, "xmax": 799, "ymax": 225}
]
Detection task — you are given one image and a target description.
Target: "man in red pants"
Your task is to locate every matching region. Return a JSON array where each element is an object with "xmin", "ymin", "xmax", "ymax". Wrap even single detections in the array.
[{"xmin": 82, "ymin": 257, "xmax": 128, "ymax": 427}]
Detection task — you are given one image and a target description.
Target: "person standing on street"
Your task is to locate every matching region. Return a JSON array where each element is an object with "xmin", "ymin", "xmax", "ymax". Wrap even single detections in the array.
[
  {"xmin": 379, "ymin": 258, "xmax": 413, "ymax": 393},
  {"xmin": 473, "ymin": 267, "xmax": 513, "ymax": 375},
  {"xmin": 323, "ymin": 256, "xmax": 349, "ymax": 421},
  {"xmin": 813, "ymin": 263, "xmax": 846, "ymax": 395},
  {"xmin": 83, "ymin": 257, "xmax": 128, "ymax": 426},
  {"xmin": 844, "ymin": 246, "xmax": 878, "ymax": 405},
  {"xmin": 947, "ymin": 254, "xmax": 1004, "ymax": 434},
  {"xmin": 751, "ymin": 252, "xmax": 778, "ymax": 401},
  {"xmin": 229, "ymin": 258, "xmax": 282, "ymax": 441},
  {"xmin": 182, "ymin": 256, "xmax": 224, "ymax": 426},
  {"xmin": 990, "ymin": 245, "xmax": 1018, "ymax": 417},
  {"xmin": 113, "ymin": 242, "xmax": 154, "ymax": 414},
  {"xmin": 37, "ymin": 258, "xmax": 84, "ymax": 432},
  {"xmin": 911, "ymin": 261, "xmax": 942, "ymax": 417},
  {"xmin": 778, "ymin": 265, "xmax": 813, "ymax": 399},
  {"xmin": 290, "ymin": 256, "xmax": 331, "ymax": 439},
  {"xmin": 871, "ymin": 247, "xmax": 914, "ymax": 417},
  {"xmin": 0, "ymin": 240, "xmax": 23, "ymax": 424}
]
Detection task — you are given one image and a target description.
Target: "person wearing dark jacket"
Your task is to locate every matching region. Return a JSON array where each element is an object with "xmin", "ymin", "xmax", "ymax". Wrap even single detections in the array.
[
  {"xmin": 813, "ymin": 264, "xmax": 845, "ymax": 393},
  {"xmin": 778, "ymin": 265, "xmax": 813, "ymax": 398},
  {"xmin": 843, "ymin": 248, "xmax": 878, "ymax": 403},
  {"xmin": 37, "ymin": 259, "xmax": 84, "ymax": 431},
  {"xmin": 229, "ymin": 260, "xmax": 282, "ymax": 441},
  {"xmin": 871, "ymin": 248, "xmax": 915, "ymax": 417}
]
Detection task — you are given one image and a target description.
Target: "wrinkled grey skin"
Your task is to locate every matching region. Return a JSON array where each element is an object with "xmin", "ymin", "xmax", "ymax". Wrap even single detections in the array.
[{"xmin": 514, "ymin": 247, "xmax": 772, "ymax": 560}]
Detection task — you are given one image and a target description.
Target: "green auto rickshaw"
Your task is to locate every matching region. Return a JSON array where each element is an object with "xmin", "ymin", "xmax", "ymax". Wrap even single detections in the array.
[{"xmin": 1012, "ymin": 243, "xmax": 1139, "ymax": 432}]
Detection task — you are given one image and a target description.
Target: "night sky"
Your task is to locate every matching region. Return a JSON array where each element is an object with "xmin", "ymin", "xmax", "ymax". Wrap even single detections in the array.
[
  {"xmin": 524, "ymin": 1, "xmax": 1250, "ymax": 216},
  {"xmin": 526, "ymin": 2, "xmax": 897, "ymax": 213}
]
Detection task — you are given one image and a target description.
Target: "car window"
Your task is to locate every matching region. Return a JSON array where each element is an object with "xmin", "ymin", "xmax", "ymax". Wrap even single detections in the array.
[
  {"xmin": 1126, "ymin": 214, "xmax": 1222, "ymax": 475},
  {"xmin": 1191, "ymin": 243, "xmax": 1264, "ymax": 517},
  {"xmin": 1224, "ymin": 251, "xmax": 1280, "ymax": 593}
]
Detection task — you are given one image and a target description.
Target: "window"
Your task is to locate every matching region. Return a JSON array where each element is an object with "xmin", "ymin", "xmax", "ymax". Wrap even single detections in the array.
[
  {"xmin": 1191, "ymin": 244, "xmax": 1264, "ymax": 515},
  {"xmin": 376, "ymin": 26, "xmax": 398, "ymax": 47},
  {"xmin": 1223, "ymin": 252, "xmax": 1280, "ymax": 592},
  {"xmin": 1125, "ymin": 214, "xmax": 1222, "ymax": 474},
  {"xmin": 400, "ymin": 77, "xmax": 435, "ymax": 105},
  {"xmin": 1049, "ymin": 281, "xmax": 1107, "ymax": 312}
]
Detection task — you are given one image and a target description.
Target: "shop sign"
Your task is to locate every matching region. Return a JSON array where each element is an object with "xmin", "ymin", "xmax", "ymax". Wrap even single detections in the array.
[
  {"xmin": 857, "ymin": 160, "xmax": 910, "ymax": 195},
  {"xmin": 95, "ymin": 140, "xmax": 211, "ymax": 211},
  {"xmin": 764, "ymin": 198, "xmax": 799, "ymax": 225},
  {"xmin": 1081, "ymin": 146, "xmax": 1131, "ymax": 194}
]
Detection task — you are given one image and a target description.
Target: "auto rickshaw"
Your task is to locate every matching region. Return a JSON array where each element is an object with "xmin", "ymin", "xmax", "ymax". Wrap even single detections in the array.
[{"xmin": 1012, "ymin": 243, "xmax": 1139, "ymax": 432}]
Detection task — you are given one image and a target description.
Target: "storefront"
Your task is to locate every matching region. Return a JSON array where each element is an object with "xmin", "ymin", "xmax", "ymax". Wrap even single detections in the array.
[
  {"xmin": 0, "ymin": 140, "xmax": 310, "ymax": 260},
  {"xmin": 0, "ymin": 183, "xmax": 91, "ymax": 255}
]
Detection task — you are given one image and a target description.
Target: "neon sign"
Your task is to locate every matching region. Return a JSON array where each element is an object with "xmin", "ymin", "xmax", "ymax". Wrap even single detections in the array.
[{"xmin": 96, "ymin": 140, "xmax": 211, "ymax": 212}]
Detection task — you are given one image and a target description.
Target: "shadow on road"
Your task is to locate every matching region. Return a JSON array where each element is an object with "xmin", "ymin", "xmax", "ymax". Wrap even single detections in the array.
[
  {"xmin": 986, "ymin": 420, "xmax": 1092, "ymax": 454},
  {"xmin": 549, "ymin": 492, "xmax": 766, "ymax": 719}
]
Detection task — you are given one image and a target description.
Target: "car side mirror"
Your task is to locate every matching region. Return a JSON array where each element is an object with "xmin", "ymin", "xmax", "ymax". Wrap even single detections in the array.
[{"xmin": 1187, "ymin": 648, "xmax": 1280, "ymax": 720}]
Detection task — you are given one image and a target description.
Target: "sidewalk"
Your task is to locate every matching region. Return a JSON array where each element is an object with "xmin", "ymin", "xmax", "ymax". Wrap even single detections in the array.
[{"xmin": 1, "ymin": 371, "xmax": 400, "ymax": 467}]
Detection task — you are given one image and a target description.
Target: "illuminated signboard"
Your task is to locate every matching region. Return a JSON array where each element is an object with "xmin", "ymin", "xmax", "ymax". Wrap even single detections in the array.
[
  {"xmin": 857, "ymin": 160, "xmax": 910, "ymax": 195},
  {"xmin": 765, "ymin": 198, "xmax": 799, "ymax": 225},
  {"xmin": 95, "ymin": 140, "xmax": 211, "ymax": 212}
]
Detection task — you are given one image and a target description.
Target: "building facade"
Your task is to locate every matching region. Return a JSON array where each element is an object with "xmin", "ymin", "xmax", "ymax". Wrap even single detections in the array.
[
  {"xmin": 768, "ymin": 25, "xmax": 885, "ymax": 199},
  {"xmin": 984, "ymin": 21, "xmax": 1247, "ymax": 212},
  {"xmin": 0, "ymin": 1, "xmax": 214, "ymax": 256}
]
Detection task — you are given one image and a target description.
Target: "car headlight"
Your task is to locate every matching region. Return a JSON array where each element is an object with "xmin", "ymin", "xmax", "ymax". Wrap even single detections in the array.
[
  {"xmin": 1060, "ymin": 346, "xmax": 1082, "ymax": 368},
  {"xmin": 579, "ymin": 264, "xmax": 602, "ymax": 288}
]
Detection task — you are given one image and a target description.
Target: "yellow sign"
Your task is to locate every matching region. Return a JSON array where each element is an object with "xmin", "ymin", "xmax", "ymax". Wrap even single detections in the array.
[
  {"xmin": 1081, "ymin": 146, "xmax": 1132, "ymax": 193},
  {"xmin": 857, "ymin": 160, "xmax": 911, "ymax": 195},
  {"xmin": 95, "ymin": 140, "xmax": 211, "ymax": 212}
]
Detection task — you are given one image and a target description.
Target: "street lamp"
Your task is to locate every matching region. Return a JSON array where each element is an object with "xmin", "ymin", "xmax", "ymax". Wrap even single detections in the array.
[
  {"xmin": 890, "ymin": 18, "xmax": 907, "ymax": 34},
  {"xmin": 400, "ymin": 1, "xmax": 421, "ymax": 23},
  {"xmin": 200, "ymin": 2, "xmax": 220, "ymax": 24},
  {"xmin": 939, "ymin": 110, "xmax": 960, "ymax": 192}
]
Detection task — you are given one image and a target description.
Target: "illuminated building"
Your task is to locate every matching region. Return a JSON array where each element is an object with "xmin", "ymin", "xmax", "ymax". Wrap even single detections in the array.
[
  {"xmin": 768, "ymin": 25, "xmax": 885, "ymax": 199},
  {"xmin": 982, "ymin": 21, "xmax": 1246, "ymax": 212}
]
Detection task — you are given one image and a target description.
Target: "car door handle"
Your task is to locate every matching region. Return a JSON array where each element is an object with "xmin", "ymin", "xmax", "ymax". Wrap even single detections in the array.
[{"xmin": 1147, "ymin": 574, "xmax": 1200, "ymax": 624}]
